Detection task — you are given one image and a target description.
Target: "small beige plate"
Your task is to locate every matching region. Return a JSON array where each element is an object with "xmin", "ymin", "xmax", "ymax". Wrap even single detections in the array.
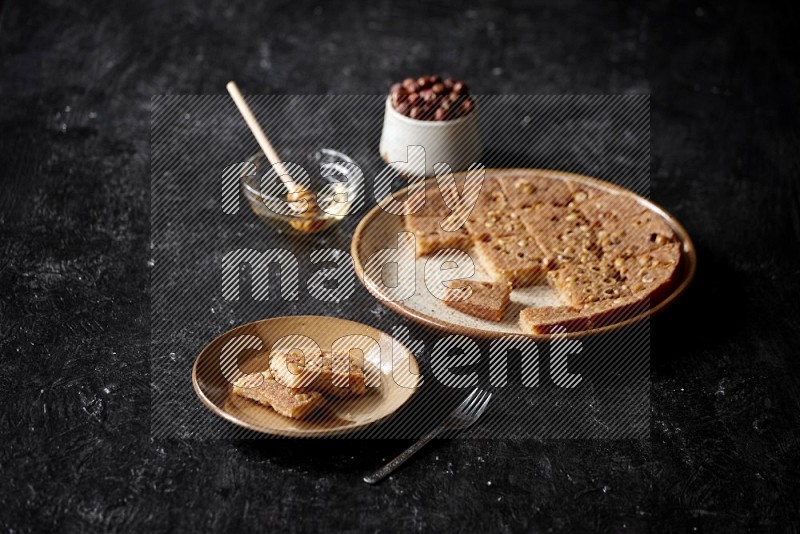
[
  {"xmin": 351, "ymin": 168, "xmax": 697, "ymax": 339},
  {"xmin": 192, "ymin": 316, "xmax": 420, "ymax": 437}
]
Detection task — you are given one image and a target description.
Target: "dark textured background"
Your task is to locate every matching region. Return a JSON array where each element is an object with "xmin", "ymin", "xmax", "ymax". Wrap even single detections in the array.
[{"xmin": 1, "ymin": 0, "xmax": 799, "ymax": 531}]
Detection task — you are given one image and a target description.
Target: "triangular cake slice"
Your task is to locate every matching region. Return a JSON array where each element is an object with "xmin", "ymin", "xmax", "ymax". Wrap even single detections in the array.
[
  {"xmin": 443, "ymin": 279, "xmax": 512, "ymax": 322},
  {"xmin": 232, "ymin": 371, "xmax": 325, "ymax": 420}
]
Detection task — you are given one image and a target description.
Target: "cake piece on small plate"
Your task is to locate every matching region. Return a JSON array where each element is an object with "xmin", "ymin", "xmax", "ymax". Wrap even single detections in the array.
[
  {"xmin": 269, "ymin": 349, "xmax": 367, "ymax": 397},
  {"xmin": 443, "ymin": 279, "xmax": 512, "ymax": 322},
  {"xmin": 232, "ymin": 371, "xmax": 325, "ymax": 420}
]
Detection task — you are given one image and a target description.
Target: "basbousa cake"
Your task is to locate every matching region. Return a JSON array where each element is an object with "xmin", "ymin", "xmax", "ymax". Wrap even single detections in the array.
[
  {"xmin": 232, "ymin": 371, "xmax": 325, "ymax": 420},
  {"xmin": 269, "ymin": 349, "xmax": 367, "ymax": 397},
  {"xmin": 402, "ymin": 171, "xmax": 681, "ymax": 332},
  {"xmin": 443, "ymin": 279, "xmax": 512, "ymax": 322}
]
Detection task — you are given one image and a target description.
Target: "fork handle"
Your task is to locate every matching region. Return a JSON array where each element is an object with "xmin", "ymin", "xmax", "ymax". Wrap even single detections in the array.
[{"xmin": 363, "ymin": 429, "xmax": 439, "ymax": 485}]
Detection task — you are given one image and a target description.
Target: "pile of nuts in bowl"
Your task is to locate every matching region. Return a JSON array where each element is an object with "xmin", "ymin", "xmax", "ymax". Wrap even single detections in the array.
[{"xmin": 389, "ymin": 75, "xmax": 475, "ymax": 121}]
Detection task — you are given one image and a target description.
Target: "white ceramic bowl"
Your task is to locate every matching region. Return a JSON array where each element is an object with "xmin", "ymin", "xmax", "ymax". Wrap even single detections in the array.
[{"xmin": 379, "ymin": 96, "xmax": 482, "ymax": 177}]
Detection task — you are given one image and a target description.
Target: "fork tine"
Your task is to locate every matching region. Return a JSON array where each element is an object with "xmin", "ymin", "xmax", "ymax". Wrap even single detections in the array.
[
  {"xmin": 458, "ymin": 390, "xmax": 490, "ymax": 422},
  {"xmin": 466, "ymin": 391, "xmax": 491, "ymax": 419},
  {"xmin": 448, "ymin": 389, "xmax": 477, "ymax": 424},
  {"xmin": 460, "ymin": 390, "xmax": 482, "ymax": 413},
  {"xmin": 475, "ymin": 392, "xmax": 492, "ymax": 417},
  {"xmin": 458, "ymin": 388, "xmax": 480, "ymax": 409}
]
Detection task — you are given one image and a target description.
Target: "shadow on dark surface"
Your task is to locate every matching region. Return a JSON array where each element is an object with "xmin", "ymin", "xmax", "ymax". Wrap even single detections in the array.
[
  {"xmin": 650, "ymin": 241, "xmax": 745, "ymax": 375},
  {"xmin": 232, "ymin": 437, "xmax": 450, "ymax": 476}
]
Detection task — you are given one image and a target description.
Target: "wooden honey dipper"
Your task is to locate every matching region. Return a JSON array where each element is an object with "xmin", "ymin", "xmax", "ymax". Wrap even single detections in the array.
[{"xmin": 226, "ymin": 81, "xmax": 328, "ymax": 232}]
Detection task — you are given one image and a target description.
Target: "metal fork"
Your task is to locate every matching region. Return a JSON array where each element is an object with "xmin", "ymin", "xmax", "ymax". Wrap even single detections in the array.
[{"xmin": 363, "ymin": 388, "xmax": 493, "ymax": 484}]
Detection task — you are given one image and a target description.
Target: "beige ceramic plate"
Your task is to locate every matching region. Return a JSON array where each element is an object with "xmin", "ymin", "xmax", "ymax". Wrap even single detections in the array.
[
  {"xmin": 192, "ymin": 316, "xmax": 420, "ymax": 437},
  {"xmin": 351, "ymin": 168, "xmax": 697, "ymax": 339}
]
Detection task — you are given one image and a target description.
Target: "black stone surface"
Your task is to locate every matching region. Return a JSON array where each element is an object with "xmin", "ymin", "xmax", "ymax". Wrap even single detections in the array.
[{"xmin": 1, "ymin": 0, "xmax": 799, "ymax": 531}]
